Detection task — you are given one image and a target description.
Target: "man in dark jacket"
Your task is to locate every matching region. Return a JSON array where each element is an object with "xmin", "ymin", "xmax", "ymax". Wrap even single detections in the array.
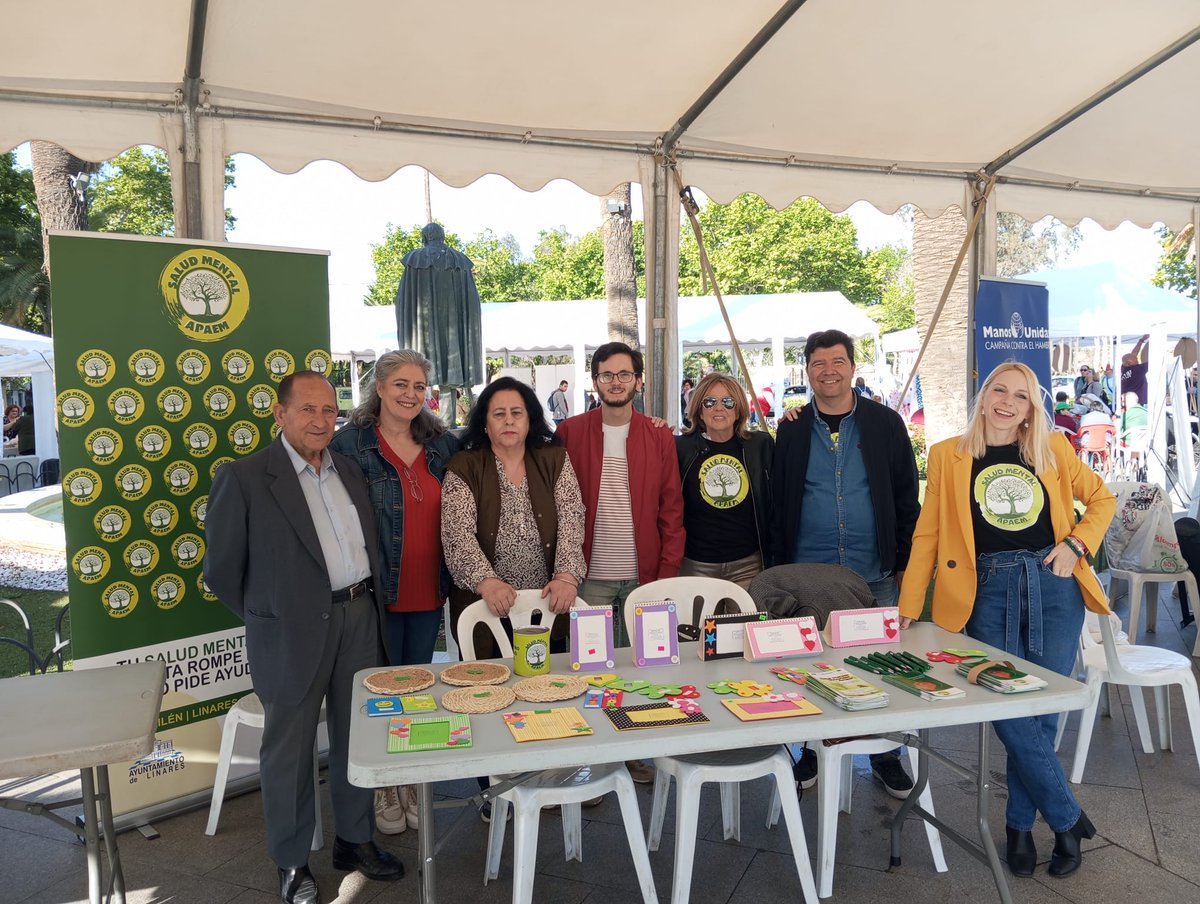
[{"xmin": 772, "ymin": 329, "xmax": 920, "ymax": 798}]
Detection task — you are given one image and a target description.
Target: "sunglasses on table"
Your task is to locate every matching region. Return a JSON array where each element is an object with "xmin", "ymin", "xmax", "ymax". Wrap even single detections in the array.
[{"xmin": 702, "ymin": 396, "xmax": 736, "ymax": 410}]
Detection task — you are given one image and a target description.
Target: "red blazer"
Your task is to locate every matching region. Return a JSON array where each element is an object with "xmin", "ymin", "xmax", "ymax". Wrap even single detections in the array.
[{"xmin": 556, "ymin": 408, "xmax": 685, "ymax": 585}]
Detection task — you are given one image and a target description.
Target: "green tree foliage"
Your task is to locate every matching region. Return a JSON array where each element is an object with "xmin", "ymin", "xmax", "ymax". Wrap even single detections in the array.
[
  {"xmin": 995, "ymin": 212, "xmax": 1080, "ymax": 277},
  {"xmin": 364, "ymin": 223, "xmax": 462, "ymax": 306},
  {"xmin": 864, "ymin": 243, "xmax": 916, "ymax": 332},
  {"xmin": 532, "ymin": 226, "xmax": 606, "ymax": 300},
  {"xmin": 87, "ymin": 146, "xmax": 237, "ymax": 237},
  {"xmin": 1151, "ymin": 225, "xmax": 1196, "ymax": 299},
  {"xmin": 677, "ymin": 195, "xmax": 881, "ymax": 304},
  {"xmin": 464, "ymin": 229, "xmax": 537, "ymax": 302},
  {"xmin": 0, "ymin": 152, "xmax": 47, "ymax": 331}
]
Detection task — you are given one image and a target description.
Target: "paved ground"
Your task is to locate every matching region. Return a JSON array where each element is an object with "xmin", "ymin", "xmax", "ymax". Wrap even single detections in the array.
[{"xmin": 4, "ymin": 581, "xmax": 1199, "ymax": 904}]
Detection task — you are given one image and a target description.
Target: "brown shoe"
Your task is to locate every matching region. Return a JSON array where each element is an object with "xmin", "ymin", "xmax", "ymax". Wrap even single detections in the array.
[{"xmin": 625, "ymin": 759, "xmax": 656, "ymax": 784}]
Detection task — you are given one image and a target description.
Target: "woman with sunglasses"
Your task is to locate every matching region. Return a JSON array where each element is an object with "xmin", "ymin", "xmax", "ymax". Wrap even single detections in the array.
[
  {"xmin": 330, "ymin": 349, "xmax": 460, "ymax": 834},
  {"xmin": 675, "ymin": 373, "xmax": 774, "ymax": 589}
]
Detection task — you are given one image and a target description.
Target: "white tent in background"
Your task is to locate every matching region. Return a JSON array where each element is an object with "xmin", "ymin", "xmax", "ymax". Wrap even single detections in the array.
[
  {"xmin": 0, "ymin": 324, "xmax": 58, "ymax": 460},
  {"xmin": 331, "ymin": 293, "xmax": 877, "ymax": 415},
  {"xmin": 4, "ymin": 1, "xmax": 1200, "ymax": 421}
]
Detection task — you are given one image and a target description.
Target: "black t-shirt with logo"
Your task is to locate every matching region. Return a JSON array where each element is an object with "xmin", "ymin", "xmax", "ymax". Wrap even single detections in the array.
[
  {"xmin": 816, "ymin": 409, "xmax": 848, "ymax": 443},
  {"xmin": 682, "ymin": 436, "xmax": 759, "ymax": 562},
  {"xmin": 970, "ymin": 444, "xmax": 1055, "ymax": 555}
]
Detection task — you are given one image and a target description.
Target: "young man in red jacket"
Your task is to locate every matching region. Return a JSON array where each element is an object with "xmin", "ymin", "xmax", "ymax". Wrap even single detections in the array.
[{"xmin": 556, "ymin": 342, "xmax": 684, "ymax": 782}]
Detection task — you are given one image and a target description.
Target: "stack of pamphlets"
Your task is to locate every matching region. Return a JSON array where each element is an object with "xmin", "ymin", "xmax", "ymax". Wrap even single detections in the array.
[
  {"xmin": 802, "ymin": 662, "xmax": 889, "ymax": 711},
  {"xmin": 881, "ymin": 672, "xmax": 966, "ymax": 701},
  {"xmin": 955, "ymin": 658, "xmax": 1048, "ymax": 694}
]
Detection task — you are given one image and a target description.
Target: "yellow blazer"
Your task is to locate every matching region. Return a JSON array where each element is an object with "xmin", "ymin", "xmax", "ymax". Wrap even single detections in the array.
[{"xmin": 898, "ymin": 431, "xmax": 1115, "ymax": 631}]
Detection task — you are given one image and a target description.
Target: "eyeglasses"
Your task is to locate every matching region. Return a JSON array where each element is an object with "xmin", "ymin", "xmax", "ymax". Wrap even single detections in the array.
[
  {"xmin": 702, "ymin": 396, "xmax": 736, "ymax": 410},
  {"xmin": 399, "ymin": 464, "xmax": 424, "ymax": 503},
  {"xmin": 596, "ymin": 371, "xmax": 637, "ymax": 384}
]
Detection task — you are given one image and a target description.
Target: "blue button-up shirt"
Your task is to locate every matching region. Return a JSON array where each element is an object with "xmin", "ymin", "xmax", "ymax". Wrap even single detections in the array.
[
  {"xmin": 793, "ymin": 403, "xmax": 883, "ymax": 582},
  {"xmin": 280, "ymin": 434, "xmax": 371, "ymax": 591}
]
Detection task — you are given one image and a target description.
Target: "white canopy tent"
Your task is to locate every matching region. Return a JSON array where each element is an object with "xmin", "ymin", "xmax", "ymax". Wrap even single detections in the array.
[
  {"xmin": 4, "ymin": 0, "xmax": 1200, "ymax": 420},
  {"xmin": 332, "ymin": 293, "xmax": 877, "ymax": 416},
  {"xmin": 0, "ymin": 324, "xmax": 58, "ymax": 460}
]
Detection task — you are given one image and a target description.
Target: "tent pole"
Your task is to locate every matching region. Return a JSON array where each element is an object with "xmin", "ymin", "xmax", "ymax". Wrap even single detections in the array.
[
  {"xmin": 179, "ymin": 0, "xmax": 211, "ymax": 240},
  {"xmin": 899, "ymin": 176, "xmax": 996, "ymax": 414}
]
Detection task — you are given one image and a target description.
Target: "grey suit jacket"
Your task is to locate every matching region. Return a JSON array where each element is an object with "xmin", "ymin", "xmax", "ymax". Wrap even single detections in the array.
[{"xmin": 204, "ymin": 437, "xmax": 385, "ymax": 705}]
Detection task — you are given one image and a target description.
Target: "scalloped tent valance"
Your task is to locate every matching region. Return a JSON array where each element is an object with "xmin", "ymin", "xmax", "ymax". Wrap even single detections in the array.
[{"xmin": 2, "ymin": 0, "xmax": 1198, "ymax": 230}]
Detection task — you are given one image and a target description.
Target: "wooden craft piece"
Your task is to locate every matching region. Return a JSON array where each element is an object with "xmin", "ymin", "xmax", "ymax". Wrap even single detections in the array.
[
  {"xmin": 363, "ymin": 666, "xmax": 435, "ymax": 695},
  {"xmin": 439, "ymin": 661, "xmax": 512, "ymax": 686},
  {"xmin": 441, "ymin": 685, "xmax": 516, "ymax": 714}
]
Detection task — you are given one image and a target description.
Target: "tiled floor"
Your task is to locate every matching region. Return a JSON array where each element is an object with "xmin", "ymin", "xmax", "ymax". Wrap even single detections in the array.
[{"xmin": 4, "ymin": 583, "xmax": 1199, "ymax": 903}]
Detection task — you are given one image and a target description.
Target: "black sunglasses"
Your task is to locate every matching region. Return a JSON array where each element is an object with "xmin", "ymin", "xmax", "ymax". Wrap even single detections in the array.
[{"xmin": 702, "ymin": 396, "xmax": 736, "ymax": 410}]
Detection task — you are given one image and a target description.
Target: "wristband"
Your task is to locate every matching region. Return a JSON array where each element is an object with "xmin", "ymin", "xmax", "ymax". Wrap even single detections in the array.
[
  {"xmin": 1063, "ymin": 537, "xmax": 1084, "ymax": 558},
  {"xmin": 1071, "ymin": 535, "xmax": 1089, "ymax": 556},
  {"xmin": 552, "ymin": 576, "xmax": 577, "ymax": 588}
]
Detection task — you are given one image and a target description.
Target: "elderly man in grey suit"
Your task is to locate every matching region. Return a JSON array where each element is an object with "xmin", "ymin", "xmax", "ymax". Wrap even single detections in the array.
[{"xmin": 205, "ymin": 371, "xmax": 403, "ymax": 904}]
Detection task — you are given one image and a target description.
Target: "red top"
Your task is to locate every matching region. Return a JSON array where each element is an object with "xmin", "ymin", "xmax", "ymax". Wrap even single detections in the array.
[{"xmin": 376, "ymin": 433, "xmax": 443, "ymax": 613}]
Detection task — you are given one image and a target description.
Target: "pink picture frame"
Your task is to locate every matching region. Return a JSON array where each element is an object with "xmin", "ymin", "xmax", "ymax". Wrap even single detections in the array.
[
  {"xmin": 826, "ymin": 607, "xmax": 901, "ymax": 648},
  {"xmin": 743, "ymin": 616, "xmax": 823, "ymax": 661}
]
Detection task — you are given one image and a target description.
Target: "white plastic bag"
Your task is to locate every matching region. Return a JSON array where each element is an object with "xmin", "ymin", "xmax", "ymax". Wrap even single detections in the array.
[{"xmin": 1103, "ymin": 482, "xmax": 1183, "ymax": 573}]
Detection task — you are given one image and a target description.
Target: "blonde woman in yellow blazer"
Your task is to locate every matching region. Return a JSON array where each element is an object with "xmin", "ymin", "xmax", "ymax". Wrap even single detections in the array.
[{"xmin": 898, "ymin": 362, "xmax": 1115, "ymax": 881}]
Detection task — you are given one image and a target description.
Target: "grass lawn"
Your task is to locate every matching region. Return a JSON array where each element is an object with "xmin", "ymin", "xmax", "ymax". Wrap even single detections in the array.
[{"xmin": 0, "ymin": 586, "xmax": 71, "ymax": 677}]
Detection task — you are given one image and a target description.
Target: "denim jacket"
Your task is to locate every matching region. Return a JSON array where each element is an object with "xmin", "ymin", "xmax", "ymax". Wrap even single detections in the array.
[{"xmin": 329, "ymin": 423, "xmax": 461, "ymax": 607}]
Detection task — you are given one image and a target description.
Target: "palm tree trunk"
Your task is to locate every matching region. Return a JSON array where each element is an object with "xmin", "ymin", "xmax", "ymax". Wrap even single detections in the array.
[
  {"xmin": 912, "ymin": 206, "xmax": 970, "ymax": 444},
  {"xmin": 602, "ymin": 183, "xmax": 638, "ymax": 347},
  {"xmin": 30, "ymin": 142, "xmax": 93, "ymax": 277}
]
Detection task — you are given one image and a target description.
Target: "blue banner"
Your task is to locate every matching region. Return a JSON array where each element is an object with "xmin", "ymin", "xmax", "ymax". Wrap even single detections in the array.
[{"xmin": 975, "ymin": 277, "xmax": 1051, "ymax": 411}]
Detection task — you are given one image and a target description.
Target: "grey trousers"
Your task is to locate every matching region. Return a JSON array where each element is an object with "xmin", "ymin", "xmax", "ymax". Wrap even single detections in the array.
[
  {"xmin": 678, "ymin": 551, "xmax": 763, "ymax": 592},
  {"xmin": 259, "ymin": 591, "xmax": 383, "ymax": 868}
]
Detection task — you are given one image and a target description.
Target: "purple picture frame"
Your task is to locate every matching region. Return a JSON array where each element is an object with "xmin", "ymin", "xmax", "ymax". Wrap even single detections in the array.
[
  {"xmin": 632, "ymin": 602, "xmax": 679, "ymax": 668},
  {"xmin": 569, "ymin": 607, "xmax": 615, "ymax": 672}
]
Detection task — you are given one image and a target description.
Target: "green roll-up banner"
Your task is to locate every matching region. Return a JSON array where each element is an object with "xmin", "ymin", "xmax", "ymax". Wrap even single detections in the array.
[{"xmin": 49, "ymin": 232, "xmax": 330, "ymax": 816}]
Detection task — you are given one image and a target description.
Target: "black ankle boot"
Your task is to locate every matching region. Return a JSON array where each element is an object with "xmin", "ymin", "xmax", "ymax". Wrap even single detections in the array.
[
  {"xmin": 1048, "ymin": 811, "xmax": 1096, "ymax": 878},
  {"xmin": 1005, "ymin": 827, "xmax": 1037, "ymax": 877}
]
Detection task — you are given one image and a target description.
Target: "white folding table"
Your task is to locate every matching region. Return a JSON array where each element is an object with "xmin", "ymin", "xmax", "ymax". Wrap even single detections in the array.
[
  {"xmin": 348, "ymin": 623, "xmax": 1090, "ymax": 904},
  {"xmin": 0, "ymin": 661, "xmax": 166, "ymax": 904}
]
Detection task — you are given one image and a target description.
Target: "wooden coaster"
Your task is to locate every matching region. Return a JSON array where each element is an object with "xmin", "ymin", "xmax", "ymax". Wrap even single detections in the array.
[
  {"xmin": 442, "ymin": 685, "xmax": 517, "ymax": 714},
  {"xmin": 440, "ymin": 661, "xmax": 512, "ymax": 686},
  {"xmin": 513, "ymin": 674, "xmax": 588, "ymax": 703},
  {"xmin": 362, "ymin": 667, "xmax": 435, "ymax": 695}
]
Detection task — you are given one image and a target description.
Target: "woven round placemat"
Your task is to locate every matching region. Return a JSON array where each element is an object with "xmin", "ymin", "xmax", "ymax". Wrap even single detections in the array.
[
  {"xmin": 362, "ymin": 666, "xmax": 435, "ymax": 695},
  {"xmin": 440, "ymin": 660, "xmax": 512, "ymax": 687},
  {"xmin": 442, "ymin": 685, "xmax": 517, "ymax": 714},
  {"xmin": 513, "ymin": 674, "xmax": 588, "ymax": 703}
]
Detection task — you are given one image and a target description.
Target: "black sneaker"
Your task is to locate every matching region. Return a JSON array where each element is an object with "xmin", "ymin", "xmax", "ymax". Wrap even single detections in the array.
[
  {"xmin": 479, "ymin": 801, "xmax": 512, "ymax": 824},
  {"xmin": 793, "ymin": 746, "xmax": 817, "ymax": 790},
  {"xmin": 870, "ymin": 754, "xmax": 914, "ymax": 800}
]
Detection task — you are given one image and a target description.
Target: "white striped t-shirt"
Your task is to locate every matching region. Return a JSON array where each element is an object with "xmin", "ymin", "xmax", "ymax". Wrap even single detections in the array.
[{"xmin": 587, "ymin": 422, "xmax": 639, "ymax": 580}]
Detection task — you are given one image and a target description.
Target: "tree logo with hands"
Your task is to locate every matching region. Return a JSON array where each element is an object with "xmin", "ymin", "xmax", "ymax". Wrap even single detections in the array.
[{"xmin": 160, "ymin": 249, "xmax": 250, "ymax": 341}]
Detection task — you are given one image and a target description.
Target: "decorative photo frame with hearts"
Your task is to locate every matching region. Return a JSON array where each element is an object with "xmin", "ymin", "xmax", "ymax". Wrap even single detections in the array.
[
  {"xmin": 569, "ymin": 606, "xmax": 616, "ymax": 671},
  {"xmin": 743, "ymin": 616, "xmax": 823, "ymax": 661},
  {"xmin": 825, "ymin": 607, "xmax": 902, "ymax": 648}
]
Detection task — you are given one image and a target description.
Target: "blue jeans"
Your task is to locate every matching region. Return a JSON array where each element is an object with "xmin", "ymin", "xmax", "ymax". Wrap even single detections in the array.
[
  {"xmin": 384, "ymin": 608, "xmax": 443, "ymax": 666},
  {"xmin": 577, "ymin": 578, "xmax": 639, "ymax": 648},
  {"xmin": 966, "ymin": 548, "xmax": 1085, "ymax": 833}
]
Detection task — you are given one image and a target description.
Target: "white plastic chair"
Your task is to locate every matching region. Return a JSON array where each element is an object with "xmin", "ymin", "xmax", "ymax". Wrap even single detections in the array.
[
  {"xmin": 462, "ymin": 594, "xmax": 654, "ymax": 902},
  {"xmin": 205, "ymin": 692, "xmax": 325, "ymax": 851},
  {"xmin": 1108, "ymin": 566, "xmax": 1200, "ymax": 646},
  {"xmin": 483, "ymin": 763, "xmax": 659, "ymax": 904},
  {"xmin": 766, "ymin": 740, "xmax": 945, "ymax": 898},
  {"xmin": 1070, "ymin": 615, "xmax": 1200, "ymax": 783},
  {"xmin": 631, "ymin": 579, "xmax": 813, "ymax": 904}
]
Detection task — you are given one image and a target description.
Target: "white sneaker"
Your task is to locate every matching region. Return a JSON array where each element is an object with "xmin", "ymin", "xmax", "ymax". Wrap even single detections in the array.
[
  {"xmin": 402, "ymin": 784, "xmax": 419, "ymax": 829},
  {"xmin": 374, "ymin": 786, "xmax": 407, "ymax": 834}
]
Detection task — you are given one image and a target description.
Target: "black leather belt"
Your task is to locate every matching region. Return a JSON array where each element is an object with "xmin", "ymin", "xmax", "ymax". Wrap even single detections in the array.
[{"xmin": 332, "ymin": 579, "xmax": 372, "ymax": 604}]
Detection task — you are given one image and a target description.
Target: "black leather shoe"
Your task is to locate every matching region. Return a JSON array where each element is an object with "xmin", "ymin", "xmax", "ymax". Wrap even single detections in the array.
[
  {"xmin": 331, "ymin": 837, "xmax": 405, "ymax": 881},
  {"xmin": 279, "ymin": 865, "xmax": 320, "ymax": 904},
  {"xmin": 1005, "ymin": 827, "xmax": 1037, "ymax": 877},
  {"xmin": 1048, "ymin": 811, "xmax": 1096, "ymax": 878}
]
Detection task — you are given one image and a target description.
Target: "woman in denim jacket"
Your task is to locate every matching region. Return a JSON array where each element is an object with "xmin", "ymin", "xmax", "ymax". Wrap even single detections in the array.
[{"xmin": 330, "ymin": 349, "xmax": 460, "ymax": 834}]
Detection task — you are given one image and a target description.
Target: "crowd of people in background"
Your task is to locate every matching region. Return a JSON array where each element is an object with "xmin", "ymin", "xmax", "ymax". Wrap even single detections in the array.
[{"xmin": 203, "ymin": 328, "xmax": 1119, "ymax": 902}]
